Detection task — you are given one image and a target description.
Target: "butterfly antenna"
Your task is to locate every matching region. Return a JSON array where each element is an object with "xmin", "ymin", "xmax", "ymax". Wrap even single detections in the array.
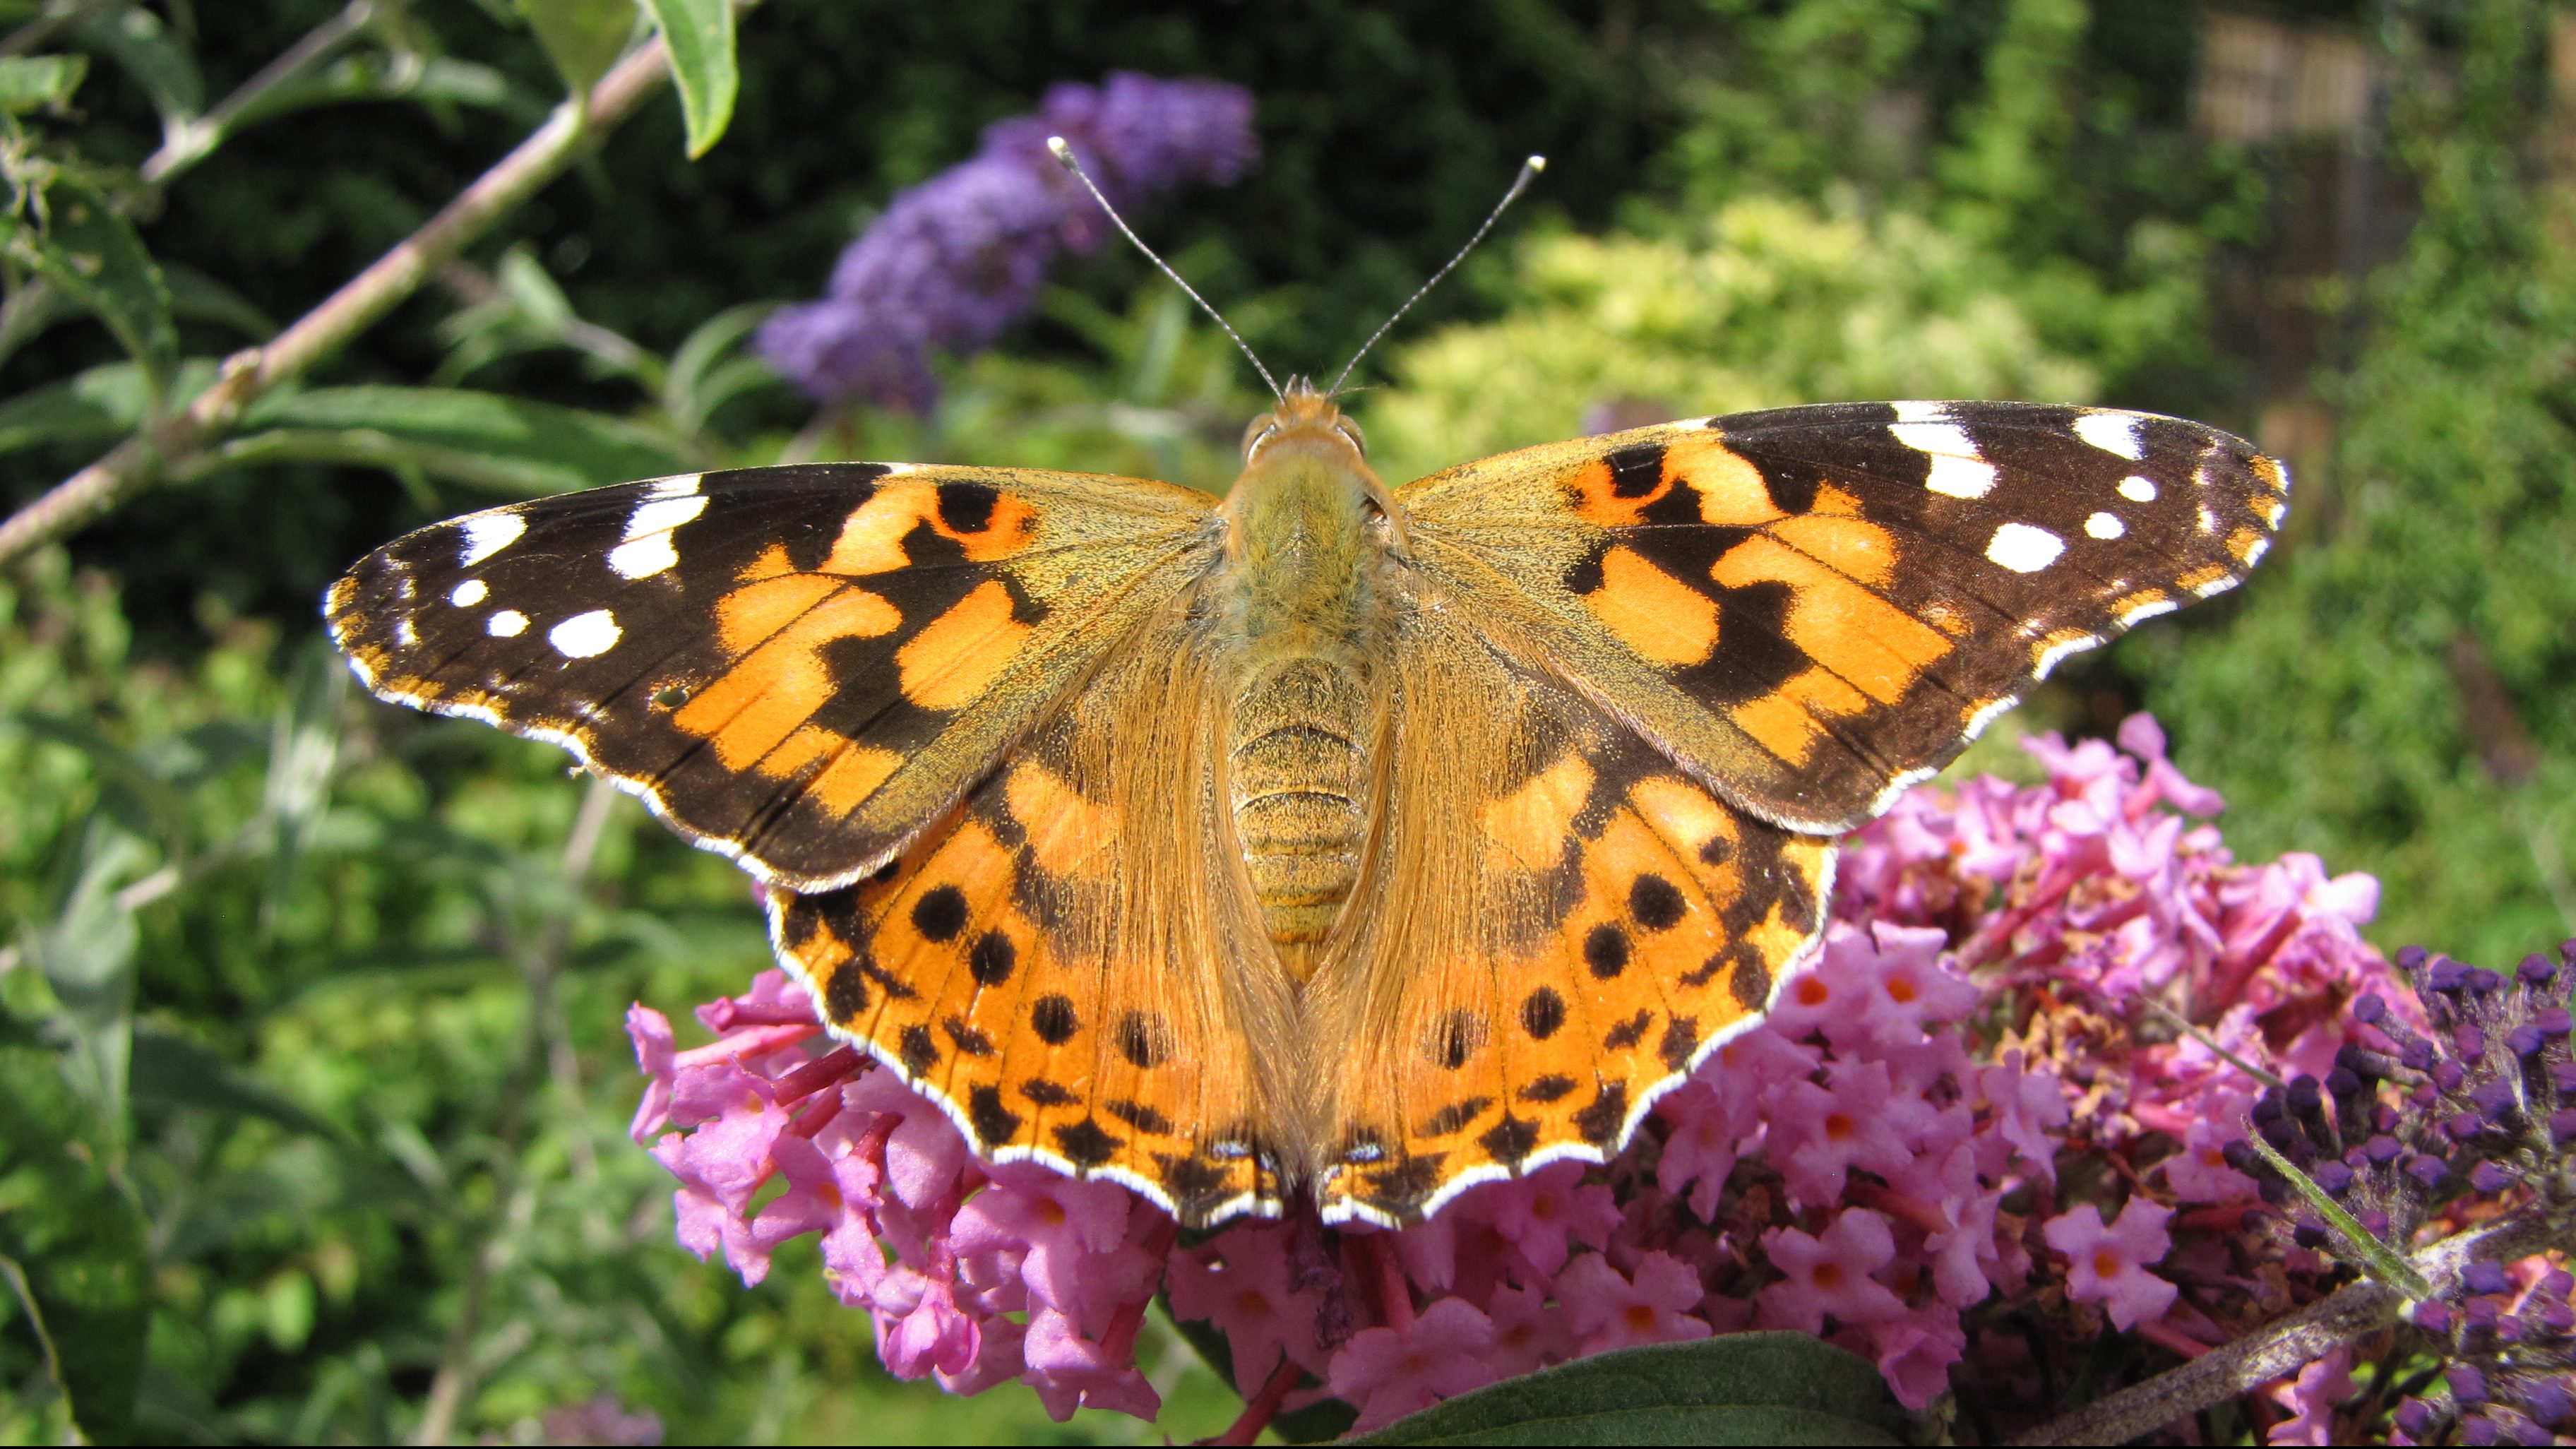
[
  {"xmin": 1327, "ymin": 155, "xmax": 1545, "ymax": 398},
  {"xmin": 1047, "ymin": 136, "xmax": 1282, "ymax": 402}
]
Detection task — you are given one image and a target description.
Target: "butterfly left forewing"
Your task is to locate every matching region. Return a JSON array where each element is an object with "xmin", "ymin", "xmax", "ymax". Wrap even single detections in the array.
[
  {"xmin": 1398, "ymin": 401, "xmax": 2286, "ymax": 831},
  {"xmin": 327, "ymin": 463, "xmax": 1215, "ymax": 888},
  {"xmin": 1301, "ymin": 602, "xmax": 1830, "ymax": 1227}
]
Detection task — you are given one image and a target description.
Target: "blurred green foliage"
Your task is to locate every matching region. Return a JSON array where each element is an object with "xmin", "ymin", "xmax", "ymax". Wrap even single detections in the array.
[
  {"xmin": 2146, "ymin": 0, "xmax": 2576, "ymax": 965},
  {"xmin": 0, "ymin": 0, "xmax": 2563, "ymax": 1441}
]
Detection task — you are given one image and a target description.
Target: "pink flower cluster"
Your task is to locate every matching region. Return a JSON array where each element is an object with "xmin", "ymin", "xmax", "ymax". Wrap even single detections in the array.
[{"xmin": 626, "ymin": 715, "xmax": 2400, "ymax": 1438}]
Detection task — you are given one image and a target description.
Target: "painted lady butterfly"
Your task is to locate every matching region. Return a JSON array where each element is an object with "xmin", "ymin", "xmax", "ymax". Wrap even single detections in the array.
[{"xmin": 327, "ymin": 384, "xmax": 2285, "ymax": 1228}]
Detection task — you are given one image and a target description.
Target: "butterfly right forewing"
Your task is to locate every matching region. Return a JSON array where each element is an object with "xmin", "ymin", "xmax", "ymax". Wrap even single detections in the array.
[{"xmin": 1398, "ymin": 401, "xmax": 2287, "ymax": 831}]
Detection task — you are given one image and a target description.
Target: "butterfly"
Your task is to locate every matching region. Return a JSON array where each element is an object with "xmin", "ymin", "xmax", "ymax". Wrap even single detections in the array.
[{"xmin": 326, "ymin": 385, "xmax": 2286, "ymax": 1229}]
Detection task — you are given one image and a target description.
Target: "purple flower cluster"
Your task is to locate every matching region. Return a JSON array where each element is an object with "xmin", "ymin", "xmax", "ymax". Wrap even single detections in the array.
[
  {"xmin": 626, "ymin": 715, "xmax": 2423, "ymax": 1437},
  {"xmin": 755, "ymin": 73, "xmax": 1257, "ymax": 411},
  {"xmin": 2226, "ymin": 940, "xmax": 2576, "ymax": 1443}
]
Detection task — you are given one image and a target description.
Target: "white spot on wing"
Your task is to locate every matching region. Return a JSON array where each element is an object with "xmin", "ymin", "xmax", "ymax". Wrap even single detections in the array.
[
  {"xmin": 1890, "ymin": 422, "xmax": 1996, "ymax": 498},
  {"xmin": 487, "ymin": 609, "xmax": 528, "ymax": 638},
  {"xmin": 645, "ymin": 473, "xmax": 704, "ymax": 500},
  {"xmin": 2119, "ymin": 598, "xmax": 2181, "ymax": 626},
  {"xmin": 2118, "ymin": 475, "xmax": 2158, "ymax": 503},
  {"xmin": 1985, "ymin": 522, "xmax": 2065, "ymax": 573},
  {"xmin": 607, "ymin": 493, "xmax": 710, "ymax": 580},
  {"xmin": 1891, "ymin": 400, "xmax": 1948, "ymax": 422},
  {"xmin": 449, "ymin": 579, "xmax": 488, "ymax": 607},
  {"xmin": 1925, "ymin": 455, "xmax": 1998, "ymax": 499},
  {"xmin": 2074, "ymin": 412, "xmax": 2146, "ymax": 460},
  {"xmin": 2085, "ymin": 511, "xmax": 2125, "ymax": 539},
  {"xmin": 608, "ymin": 536, "xmax": 679, "ymax": 580},
  {"xmin": 1890, "ymin": 422, "xmax": 1977, "ymax": 455},
  {"xmin": 2193, "ymin": 573, "xmax": 2239, "ymax": 598},
  {"xmin": 2243, "ymin": 537, "xmax": 2270, "ymax": 566},
  {"xmin": 458, "ymin": 513, "xmax": 525, "ymax": 566},
  {"xmin": 549, "ymin": 609, "xmax": 621, "ymax": 658}
]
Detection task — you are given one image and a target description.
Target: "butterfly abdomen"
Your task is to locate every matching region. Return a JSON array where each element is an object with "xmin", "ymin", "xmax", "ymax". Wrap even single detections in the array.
[{"xmin": 1215, "ymin": 407, "xmax": 1399, "ymax": 979}]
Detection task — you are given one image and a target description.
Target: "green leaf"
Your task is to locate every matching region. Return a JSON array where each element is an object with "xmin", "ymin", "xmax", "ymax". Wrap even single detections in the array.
[
  {"xmin": 636, "ymin": 0, "xmax": 737, "ymax": 157},
  {"xmin": 0, "ymin": 358, "xmax": 220, "ymax": 455},
  {"xmin": 516, "ymin": 0, "xmax": 636, "ymax": 98},
  {"xmin": 0, "ymin": 54, "xmax": 87, "ymax": 113},
  {"xmin": 23, "ymin": 823, "xmax": 154, "ymax": 1133},
  {"xmin": 68, "ymin": 4, "xmax": 202, "ymax": 124},
  {"xmin": 130, "ymin": 1027, "xmax": 348, "ymax": 1143},
  {"xmin": 229, "ymin": 385, "xmax": 690, "ymax": 494},
  {"xmin": 1349, "ymin": 1335, "xmax": 1913, "ymax": 1446},
  {"xmin": 0, "ymin": 1046, "xmax": 150, "ymax": 1443},
  {"xmin": 6, "ymin": 177, "xmax": 179, "ymax": 390}
]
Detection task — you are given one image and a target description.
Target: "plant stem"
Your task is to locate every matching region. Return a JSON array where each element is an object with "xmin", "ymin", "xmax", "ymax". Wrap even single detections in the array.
[
  {"xmin": 140, "ymin": 0, "xmax": 380, "ymax": 185},
  {"xmin": 409, "ymin": 774, "xmax": 620, "ymax": 1445},
  {"xmin": 0, "ymin": 37, "xmax": 674, "ymax": 566},
  {"xmin": 2012, "ymin": 1209, "xmax": 2565, "ymax": 1445}
]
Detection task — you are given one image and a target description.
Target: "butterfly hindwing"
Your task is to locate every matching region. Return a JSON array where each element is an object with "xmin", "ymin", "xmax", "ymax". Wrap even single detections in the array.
[
  {"xmin": 1398, "ymin": 401, "xmax": 2287, "ymax": 831},
  {"xmin": 327, "ymin": 463, "xmax": 1217, "ymax": 888},
  {"xmin": 771, "ymin": 595, "xmax": 1299, "ymax": 1227},
  {"xmin": 1301, "ymin": 603, "xmax": 1831, "ymax": 1226}
]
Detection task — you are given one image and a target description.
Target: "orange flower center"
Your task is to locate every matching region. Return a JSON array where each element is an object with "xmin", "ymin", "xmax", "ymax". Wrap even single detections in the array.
[
  {"xmin": 1796, "ymin": 979, "xmax": 1831, "ymax": 1007},
  {"xmin": 2093, "ymin": 1249, "xmax": 2125, "ymax": 1279},
  {"xmin": 1813, "ymin": 1262, "xmax": 1846, "ymax": 1289},
  {"xmin": 1824, "ymin": 1111, "xmax": 1855, "ymax": 1140}
]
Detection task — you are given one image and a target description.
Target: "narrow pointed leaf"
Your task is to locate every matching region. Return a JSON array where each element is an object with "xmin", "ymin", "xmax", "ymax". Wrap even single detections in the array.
[
  {"xmin": 637, "ymin": 0, "xmax": 737, "ymax": 156},
  {"xmin": 1349, "ymin": 1335, "xmax": 1911, "ymax": 1446}
]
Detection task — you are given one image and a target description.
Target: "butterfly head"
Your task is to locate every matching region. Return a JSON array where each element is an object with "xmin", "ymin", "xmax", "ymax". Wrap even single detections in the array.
[{"xmin": 1241, "ymin": 379, "xmax": 1367, "ymax": 466}]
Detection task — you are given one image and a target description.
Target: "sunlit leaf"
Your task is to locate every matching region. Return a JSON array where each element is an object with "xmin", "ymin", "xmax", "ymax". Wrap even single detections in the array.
[
  {"xmin": 516, "ymin": 0, "xmax": 636, "ymax": 98},
  {"xmin": 224, "ymin": 385, "xmax": 690, "ymax": 494},
  {"xmin": 0, "ymin": 1046, "xmax": 150, "ymax": 1442},
  {"xmin": 0, "ymin": 53, "xmax": 86, "ymax": 113},
  {"xmin": 0, "ymin": 358, "xmax": 220, "ymax": 455},
  {"xmin": 24, "ymin": 822, "xmax": 153, "ymax": 1131},
  {"xmin": 3, "ymin": 177, "xmax": 179, "ymax": 393},
  {"xmin": 1349, "ymin": 1335, "xmax": 1912, "ymax": 1445},
  {"xmin": 637, "ymin": 0, "xmax": 737, "ymax": 156}
]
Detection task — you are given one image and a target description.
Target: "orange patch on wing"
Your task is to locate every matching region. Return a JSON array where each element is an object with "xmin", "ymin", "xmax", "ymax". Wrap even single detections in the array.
[
  {"xmin": 1583, "ymin": 547, "xmax": 1720, "ymax": 666},
  {"xmin": 1711, "ymin": 535, "xmax": 1950, "ymax": 703},
  {"xmin": 1004, "ymin": 760, "xmax": 1119, "ymax": 878},
  {"xmin": 808, "ymin": 744, "xmax": 904, "ymax": 813},
  {"xmin": 1766, "ymin": 512, "xmax": 1897, "ymax": 587},
  {"xmin": 1563, "ymin": 461, "xmax": 1671, "ymax": 528},
  {"xmin": 823, "ymin": 480, "xmax": 1037, "ymax": 577},
  {"xmin": 1727, "ymin": 665, "xmax": 1871, "ymax": 766},
  {"xmin": 2176, "ymin": 563, "xmax": 2232, "ymax": 594},
  {"xmin": 2253, "ymin": 455, "xmax": 2289, "ymax": 492},
  {"xmin": 896, "ymin": 580, "xmax": 1030, "ymax": 711},
  {"xmin": 1743, "ymin": 895, "xmax": 1813, "ymax": 972},
  {"xmin": 715, "ymin": 572, "xmax": 861, "ymax": 655},
  {"xmin": 739, "ymin": 542, "xmax": 798, "ymax": 583},
  {"xmin": 2226, "ymin": 525, "xmax": 2267, "ymax": 563},
  {"xmin": 1483, "ymin": 752, "xmax": 1594, "ymax": 873},
  {"xmin": 1669, "ymin": 433, "xmax": 1782, "ymax": 527},
  {"xmin": 677, "ymin": 584, "xmax": 903, "ymax": 772}
]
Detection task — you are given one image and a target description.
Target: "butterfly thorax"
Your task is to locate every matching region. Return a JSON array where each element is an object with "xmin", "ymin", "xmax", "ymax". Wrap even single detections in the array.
[{"xmin": 1212, "ymin": 393, "xmax": 1398, "ymax": 982}]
